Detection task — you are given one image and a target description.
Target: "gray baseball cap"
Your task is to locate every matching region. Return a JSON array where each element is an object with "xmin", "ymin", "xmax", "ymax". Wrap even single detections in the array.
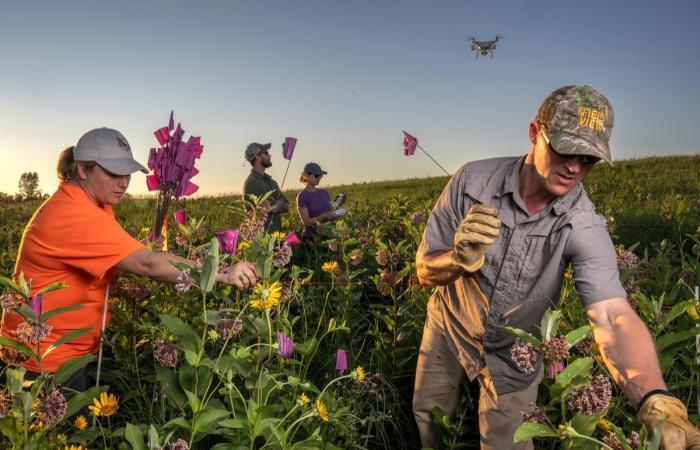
[
  {"xmin": 73, "ymin": 128, "xmax": 148, "ymax": 175},
  {"xmin": 245, "ymin": 142, "xmax": 271, "ymax": 162},
  {"xmin": 536, "ymin": 85, "xmax": 614, "ymax": 166}
]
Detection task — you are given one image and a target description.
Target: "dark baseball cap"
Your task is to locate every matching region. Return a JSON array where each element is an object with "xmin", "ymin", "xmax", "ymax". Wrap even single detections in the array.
[
  {"xmin": 244, "ymin": 142, "xmax": 271, "ymax": 162},
  {"xmin": 536, "ymin": 85, "xmax": 614, "ymax": 166},
  {"xmin": 303, "ymin": 162, "xmax": 327, "ymax": 176},
  {"xmin": 73, "ymin": 128, "xmax": 148, "ymax": 175}
]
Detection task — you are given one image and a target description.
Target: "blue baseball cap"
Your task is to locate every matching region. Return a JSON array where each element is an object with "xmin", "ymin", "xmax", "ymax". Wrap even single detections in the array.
[{"xmin": 303, "ymin": 162, "xmax": 327, "ymax": 176}]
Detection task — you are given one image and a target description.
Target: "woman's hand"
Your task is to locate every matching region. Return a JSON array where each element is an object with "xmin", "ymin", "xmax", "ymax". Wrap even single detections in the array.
[{"xmin": 217, "ymin": 261, "xmax": 258, "ymax": 290}]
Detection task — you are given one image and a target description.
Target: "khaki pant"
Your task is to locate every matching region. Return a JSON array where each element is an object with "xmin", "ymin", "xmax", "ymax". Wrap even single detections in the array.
[{"xmin": 413, "ymin": 306, "xmax": 542, "ymax": 449}]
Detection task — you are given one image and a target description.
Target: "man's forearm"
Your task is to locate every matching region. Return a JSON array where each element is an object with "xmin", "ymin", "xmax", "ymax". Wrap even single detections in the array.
[
  {"xmin": 588, "ymin": 299, "xmax": 667, "ymax": 406},
  {"xmin": 145, "ymin": 252, "xmax": 192, "ymax": 283},
  {"xmin": 416, "ymin": 250, "xmax": 463, "ymax": 287}
]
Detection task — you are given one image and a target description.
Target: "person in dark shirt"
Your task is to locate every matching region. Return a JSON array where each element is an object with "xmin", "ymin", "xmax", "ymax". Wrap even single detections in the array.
[{"xmin": 242, "ymin": 142, "xmax": 289, "ymax": 233}]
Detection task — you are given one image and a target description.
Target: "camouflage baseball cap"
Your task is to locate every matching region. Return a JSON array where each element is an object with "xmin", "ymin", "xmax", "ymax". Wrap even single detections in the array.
[{"xmin": 536, "ymin": 85, "xmax": 614, "ymax": 166}]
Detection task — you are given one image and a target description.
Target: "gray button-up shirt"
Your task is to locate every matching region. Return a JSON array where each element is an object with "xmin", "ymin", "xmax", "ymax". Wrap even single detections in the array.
[{"xmin": 419, "ymin": 156, "xmax": 626, "ymax": 394}]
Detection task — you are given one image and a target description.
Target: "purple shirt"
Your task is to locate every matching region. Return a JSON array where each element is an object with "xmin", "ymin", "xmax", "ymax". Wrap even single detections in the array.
[{"xmin": 297, "ymin": 189, "xmax": 332, "ymax": 237}]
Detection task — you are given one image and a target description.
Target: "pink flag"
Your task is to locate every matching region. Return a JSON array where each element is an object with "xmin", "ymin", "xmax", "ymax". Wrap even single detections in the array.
[
  {"xmin": 402, "ymin": 131, "xmax": 418, "ymax": 156},
  {"xmin": 282, "ymin": 137, "xmax": 297, "ymax": 160}
]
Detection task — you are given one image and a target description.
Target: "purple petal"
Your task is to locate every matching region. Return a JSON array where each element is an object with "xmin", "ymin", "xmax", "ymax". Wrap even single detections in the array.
[
  {"xmin": 174, "ymin": 209, "xmax": 187, "ymax": 226},
  {"xmin": 29, "ymin": 293, "xmax": 43, "ymax": 321}
]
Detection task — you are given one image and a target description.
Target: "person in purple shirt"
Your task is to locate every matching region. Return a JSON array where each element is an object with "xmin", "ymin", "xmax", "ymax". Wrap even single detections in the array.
[{"xmin": 296, "ymin": 162, "xmax": 340, "ymax": 240}]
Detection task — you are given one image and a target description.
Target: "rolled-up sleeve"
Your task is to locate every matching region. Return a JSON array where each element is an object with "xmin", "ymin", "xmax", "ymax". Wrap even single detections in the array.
[
  {"xmin": 420, "ymin": 165, "xmax": 469, "ymax": 256},
  {"xmin": 565, "ymin": 212, "xmax": 627, "ymax": 306}
]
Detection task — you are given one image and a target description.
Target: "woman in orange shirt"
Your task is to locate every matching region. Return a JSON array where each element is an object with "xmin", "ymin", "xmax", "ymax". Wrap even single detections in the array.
[{"xmin": 0, "ymin": 127, "xmax": 257, "ymax": 389}]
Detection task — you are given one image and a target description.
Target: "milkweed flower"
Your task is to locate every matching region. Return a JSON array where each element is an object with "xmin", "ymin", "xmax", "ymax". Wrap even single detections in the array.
[
  {"xmin": 410, "ymin": 211, "xmax": 425, "ymax": 225},
  {"xmin": 38, "ymin": 388, "xmax": 66, "ymax": 427},
  {"xmin": 316, "ymin": 400, "xmax": 329, "ymax": 422},
  {"xmin": 615, "ymin": 244, "xmax": 639, "ymax": 271},
  {"xmin": 154, "ymin": 338, "xmax": 179, "ymax": 368},
  {"xmin": 89, "ymin": 392, "xmax": 119, "ymax": 417},
  {"xmin": 171, "ymin": 438, "xmax": 189, "ymax": 450},
  {"xmin": 520, "ymin": 402, "xmax": 546, "ymax": 424},
  {"xmin": 510, "ymin": 339, "xmax": 538, "ymax": 375},
  {"xmin": 349, "ymin": 249, "xmax": 363, "ymax": 266},
  {"xmin": 541, "ymin": 336, "xmax": 569, "ymax": 379},
  {"xmin": 216, "ymin": 317, "xmax": 243, "ymax": 340},
  {"xmin": 0, "ymin": 347, "xmax": 29, "ymax": 366},
  {"xmin": 272, "ymin": 241, "xmax": 292, "ymax": 267},
  {"xmin": 334, "ymin": 348, "xmax": 348, "ymax": 374},
  {"xmin": 0, "ymin": 292, "xmax": 22, "ymax": 313},
  {"xmin": 15, "ymin": 321, "xmax": 52, "ymax": 345},
  {"xmin": 215, "ymin": 229, "xmax": 239, "ymax": 254},
  {"xmin": 321, "ymin": 261, "xmax": 339, "ymax": 273},
  {"xmin": 276, "ymin": 332, "xmax": 294, "ymax": 359},
  {"xmin": 249, "ymin": 281, "xmax": 282, "ymax": 310},
  {"xmin": 568, "ymin": 374, "xmax": 612, "ymax": 415},
  {"xmin": 375, "ymin": 249, "xmax": 389, "ymax": 267},
  {"xmin": 174, "ymin": 209, "xmax": 187, "ymax": 226},
  {"xmin": 74, "ymin": 415, "xmax": 88, "ymax": 430}
]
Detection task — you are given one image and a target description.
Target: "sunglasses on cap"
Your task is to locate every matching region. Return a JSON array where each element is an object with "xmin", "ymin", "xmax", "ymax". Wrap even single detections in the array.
[{"xmin": 540, "ymin": 126, "xmax": 601, "ymax": 165}]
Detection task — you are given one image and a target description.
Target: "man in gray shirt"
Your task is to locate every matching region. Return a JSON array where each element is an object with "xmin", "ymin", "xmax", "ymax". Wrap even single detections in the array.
[
  {"xmin": 242, "ymin": 142, "xmax": 289, "ymax": 233},
  {"xmin": 414, "ymin": 85, "xmax": 700, "ymax": 449}
]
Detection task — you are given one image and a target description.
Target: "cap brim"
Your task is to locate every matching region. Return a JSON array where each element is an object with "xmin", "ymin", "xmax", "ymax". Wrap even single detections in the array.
[
  {"xmin": 97, "ymin": 158, "xmax": 149, "ymax": 176},
  {"xmin": 549, "ymin": 129, "xmax": 613, "ymax": 166}
]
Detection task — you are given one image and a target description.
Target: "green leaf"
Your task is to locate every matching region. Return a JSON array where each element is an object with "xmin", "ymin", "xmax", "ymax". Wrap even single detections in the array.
[
  {"xmin": 148, "ymin": 425, "xmax": 160, "ymax": 450},
  {"xmin": 555, "ymin": 357, "xmax": 593, "ymax": 387},
  {"xmin": 65, "ymin": 385, "xmax": 107, "ymax": 417},
  {"xmin": 565, "ymin": 325, "xmax": 592, "ymax": 347},
  {"xmin": 125, "ymin": 423, "xmax": 147, "ymax": 450},
  {"xmin": 41, "ymin": 304, "xmax": 84, "ymax": 322},
  {"xmin": 501, "ymin": 326, "xmax": 542, "ymax": 347},
  {"xmin": 659, "ymin": 299, "xmax": 697, "ymax": 329},
  {"xmin": 541, "ymin": 308, "xmax": 562, "ymax": 340},
  {"xmin": 569, "ymin": 412, "xmax": 603, "ymax": 437},
  {"xmin": 160, "ymin": 313, "xmax": 202, "ymax": 354},
  {"xmin": 0, "ymin": 336, "xmax": 37, "ymax": 360},
  {"xmin": 200, "ymin": 237, "xmax": 220, "ymax": 293},
  {"xmin": 42, "ymin": 328, "xmax": 93, "ymax": 358},
  {"xmin": 37, "ymin": 281, "xmax": 69, "ymax": 296},
  {"xmin": 156, "ymin": 367, "xmax": 187, "ymax": 409},
  {"xmin": 54, "ymin": 354, "xmax": 95, "ymax": 385},
  {"xmin": 163, "ymin": 417, "xmax": 191, "ymax": 432},
  {"xmin": 655, "ymin": 327, "xmax": 700, "ymax": 352},
  {"xmin": 219, "ymin": 418, "xmax": 246, "ymax": 429},
  {"xmin": 295, "ymin": 338, "xmax": 319, "ymax": 355},
  {"xmin": 192, "ymin": 408, "xmax": 230, "ymax": 433},
  {"xmin": 513, "ymin": 422, "xmax": 558, "ymax": 442},
  {"xmin": 0, "ymin": 275, "xmax": 23, "ymax": 296},
  {"xmin": 184, "ymin": 389, "xmax": 201, "ymax": 412}
]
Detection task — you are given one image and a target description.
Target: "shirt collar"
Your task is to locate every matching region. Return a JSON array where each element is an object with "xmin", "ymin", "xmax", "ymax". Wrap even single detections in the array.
[
  {"xmin": 496, "ymin": 156, "xmax": 583, "ymax": 217},
  {"xmin": 250, "ymin": 169, "xmax": 271, "ymax": 181}
]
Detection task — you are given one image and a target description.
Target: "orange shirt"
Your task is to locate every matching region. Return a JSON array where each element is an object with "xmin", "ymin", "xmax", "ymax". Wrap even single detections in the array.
[{"xmin": 1, "ymin": 183, "xmax": 144, "ymax": 372}]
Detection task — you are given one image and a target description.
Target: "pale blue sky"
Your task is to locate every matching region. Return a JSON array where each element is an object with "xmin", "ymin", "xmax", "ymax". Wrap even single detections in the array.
[{"xmin": 1, "ymin": 0, "xmax": 698, "ymax": 196}]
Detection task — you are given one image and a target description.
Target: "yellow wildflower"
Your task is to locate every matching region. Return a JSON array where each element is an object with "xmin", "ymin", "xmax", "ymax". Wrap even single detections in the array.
[
  {"xmin": 687, "ymin": 306, "xmax": 699, "ymax": 322},
  {"xmin": 88, "ymin": 392, "xmax": 119, "ymax": 417},
  {"xmin": 64, "ymin": 445, "xmax": 87, "ymax": 450},
  {"xmin": 322, "ymin": 261, "xmax": 339, "ymax": 273},
  {"xmin": 300, "ymin": 393, "xmax": 311, "ymax": 405},
  {"xmin": 316, "ymin": 400, "xmax": 329, "ymax": 422},
  {"xmin": 249, "ymin": 281, "xmax": 282, "ymax": 310},
  {"xmin": 271, "ymin": 231, "xmax": 287, "ymax": 240},
  {"xmin": 563, "ymin": 269, "xmax": 573, "ymax": 281},
  {"xmin": 559, "ymin": 320, "xmax": 569, "ymax": 330},
  {"xmin": 74, "ymin": 415, "xmax": 88, "ymax": 430},
  {"xmin": 598, "ymin": 418, "xmax": 613, "ymax": 432},
  {"xmin": 355, "ymin": 366, "xmax": 367, "ymax": 383}
]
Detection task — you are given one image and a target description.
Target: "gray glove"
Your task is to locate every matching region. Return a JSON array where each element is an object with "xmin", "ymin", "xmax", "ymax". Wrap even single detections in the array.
[{"xmin": 451, "ymin": 204, "xmax": 500, "ymax": 272}]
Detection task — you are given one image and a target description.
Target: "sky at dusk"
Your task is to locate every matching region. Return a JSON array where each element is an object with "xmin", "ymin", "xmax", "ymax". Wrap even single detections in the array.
[{"xmin": 1, "ymin": 0, "xmax": 699, "ymax": 196}]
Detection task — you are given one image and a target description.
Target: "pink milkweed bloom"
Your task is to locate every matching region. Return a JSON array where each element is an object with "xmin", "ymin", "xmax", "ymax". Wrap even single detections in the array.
[
  {"xmin": 29, "ymin": 293, "xmax": 43, "ymax": 322},
  {"xmin": 215, "ymin": 230, "xmax": 239, "ymax": 254},
  {"xmin": 277, "ymin": 332, "xmax": 294, "ymax": 359},
  {"xmin": 334, "ymin": 348, "xmax": 348, "ymax": 374},
  {"xmin": 174, "ymin": 209, "xmax": 187, "ymax": 226},
  {"xmin": 285, "ymin": 232, "xmax": 301, "ymax": 246}
]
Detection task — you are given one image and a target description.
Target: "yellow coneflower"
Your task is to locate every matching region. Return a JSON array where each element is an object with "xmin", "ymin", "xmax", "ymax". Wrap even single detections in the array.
[
  {"xmin": 74, "ymin": 415, "xmax": 88, "ymax": 430},
  {"xmin": 299, "ymin": 393, "xmax": 311, "ymax": 406},
  {"xmin": 249, "ymin": 281, "xmax": 282, "ymax": 310},
  {"xmin": 322, "ymin": 261, "xmax": 339, "ymax": 273},
  {"xmin": 271, "ymin": 231, "xmax": 287, "ymax": 240},
  {"xmin": 64, "ymin": 445, "xmax": 87, "ymax": 450},
  {"xmin": 598, "ymin": 418, "xmax": 613, "ymax": 432},
  {"xmin": 355, "ymin": 366, "xmax": 367, "ymax": 383},
  {"xmin": 687, "ymin": 306, "xmax": 699, "ymax": 322},
  {"xmin": 316, "ymin": 400, "xmax": 329, "ymax": 422},
  {"xmin": 563, "ymin": 270, "xmax": 573, "ymax": 281},
  {"xmin": 88, "ymin": 392, "xmax": 119, "ymax": 417},
  {"xmin": 237, "ymin": 241, "xmax": 251, "ymax": 254}
]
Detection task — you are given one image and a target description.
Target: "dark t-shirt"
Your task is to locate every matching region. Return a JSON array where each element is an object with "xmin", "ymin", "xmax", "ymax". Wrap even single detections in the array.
[{"xmin": 296, "ymin": 189, "xmax": 332, "ymax": 237}]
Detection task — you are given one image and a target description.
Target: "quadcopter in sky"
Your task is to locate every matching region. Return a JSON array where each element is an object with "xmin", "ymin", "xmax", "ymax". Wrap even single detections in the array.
[{"xmin": 469, "ymin": 36, "xmax": 500, "ymax": 59}]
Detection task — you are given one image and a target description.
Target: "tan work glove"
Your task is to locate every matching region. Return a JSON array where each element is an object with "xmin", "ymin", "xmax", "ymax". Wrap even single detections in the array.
[
  {"xmin": 636, "ymin": 394, "xmax": 700, "ymax": 450},
  {"xmin": 451, "ymin": 204, "xmax": 500, "ymax": 272}
]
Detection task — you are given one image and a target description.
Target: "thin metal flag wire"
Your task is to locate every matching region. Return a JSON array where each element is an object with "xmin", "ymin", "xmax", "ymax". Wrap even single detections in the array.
[{"xmin": 402, "ymin": 130, "xmax": 450, "ymax": 176}]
